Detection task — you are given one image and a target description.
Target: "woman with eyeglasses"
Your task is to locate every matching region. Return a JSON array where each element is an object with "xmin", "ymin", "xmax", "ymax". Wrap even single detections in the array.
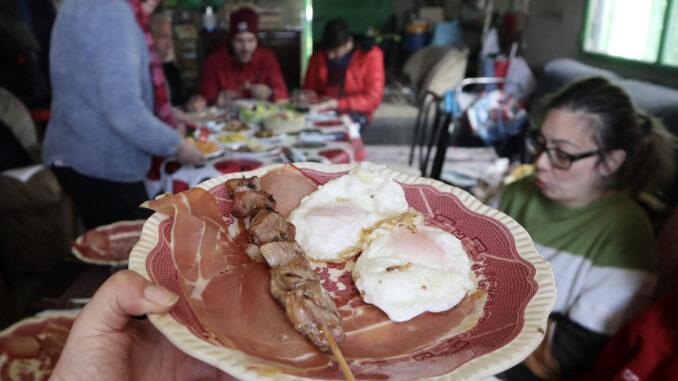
[{"xmin": 497, "ymin": 77, "xmax": 676, "ymax": 380}]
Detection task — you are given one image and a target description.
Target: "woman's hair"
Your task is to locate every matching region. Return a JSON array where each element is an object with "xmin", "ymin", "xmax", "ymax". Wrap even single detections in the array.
[
  {"xmin": 321, "ymin": 19, "xmax": 351, "ymax": 49},
  {"xmin": 545, "ymin": 76, "xmax": 676, "ymax": 195}
]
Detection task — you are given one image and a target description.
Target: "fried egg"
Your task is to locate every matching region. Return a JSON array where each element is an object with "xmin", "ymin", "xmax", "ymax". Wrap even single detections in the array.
[
  {"xmin": 288, "ymin": 162, "xmax": 409, "ymax": 261},
  {"xmin": 353, "ymin": 216, "xmax": 473, "ymax": 322}
]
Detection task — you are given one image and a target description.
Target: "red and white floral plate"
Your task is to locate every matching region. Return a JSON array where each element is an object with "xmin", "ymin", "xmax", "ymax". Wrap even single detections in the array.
[
  {"xmin": 0, "ymin": 311, "xmax": 78, "ymax": 381},
  {"xmin": 72, "ymin": 220, "xmax": 145, "ymax": 266},
  {"xmin": 128, "ymin": 162, "xmax": 556, "ymax": 380}
]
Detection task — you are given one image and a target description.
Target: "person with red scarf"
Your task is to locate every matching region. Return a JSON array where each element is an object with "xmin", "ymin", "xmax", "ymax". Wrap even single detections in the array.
[
  {"xmin": 43, "ymin": 0, "xmax": 203, "ymax": 229},
  {"xmin": 188, "ymin": 7, "xmax": 288, "ymax": 109},
  {"xmin": 303, "ymin": 18, "xmax": 385, "ymax": 129}
]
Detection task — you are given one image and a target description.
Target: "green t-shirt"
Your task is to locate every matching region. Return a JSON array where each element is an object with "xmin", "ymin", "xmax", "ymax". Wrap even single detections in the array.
[{"xmin": 499, "ymin": 176, "xmax": 657, "ymax": 335}]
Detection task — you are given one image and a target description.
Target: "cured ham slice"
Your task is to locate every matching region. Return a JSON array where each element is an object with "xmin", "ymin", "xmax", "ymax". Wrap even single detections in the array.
[
  {"xmin": 142, "ymin": 188, "xmax": 330, "ymax": 369},
  {"xmin": 260, "ymin": 166, "xmax": 319, "ymax": 217}
]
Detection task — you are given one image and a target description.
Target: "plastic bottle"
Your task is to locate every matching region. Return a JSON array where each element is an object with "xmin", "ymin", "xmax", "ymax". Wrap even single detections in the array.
[{"xmin": 203, "ymin": 6, "xmax": 215, "ymax": 32}]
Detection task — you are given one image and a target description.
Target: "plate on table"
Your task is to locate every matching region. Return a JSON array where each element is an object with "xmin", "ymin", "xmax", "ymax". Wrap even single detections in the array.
[
  {"xmin": 72, "ymin": 219, "xmax": 145, "ymax": 265},
  {"xmin": 313, "ymin": 119, "xmax": 344, "ymax": 128},
  {"xmin": 220, "ymin": 120, "xmax": 255, "ymax": 135},
  {"xmin": 188, "ymin": 107, "xmax": 228, "ymax": 123},
  {"xmin": 253, "ymin": 129, "xmax": 284, "ymax": 144},
  {"xmin": 0, "ymin": 310, "xmax": 78, "ymax": 381},
  {"xmin": 128, "ymin": 162, "xmax": 556, "ymax": 381},
  {"xmin": 227, "ymin": 145, "xmax": 282, "ymax": 160},
  {"xmin": 187, "ymin": 137, "xmax": 223, "ymax": 159},
  {"xmin": 262, "ymin": 111, "xmax": 305, "ymax": 133}
]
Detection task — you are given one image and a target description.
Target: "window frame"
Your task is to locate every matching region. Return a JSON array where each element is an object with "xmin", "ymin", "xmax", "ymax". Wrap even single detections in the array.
[{"xmin": 580, "ymin": 0, "xmax": 678, "ymax": 71}]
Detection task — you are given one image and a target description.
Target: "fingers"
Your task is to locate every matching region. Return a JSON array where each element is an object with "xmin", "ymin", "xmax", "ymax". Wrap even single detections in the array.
[
  {"xmin": 187, "ymin": 95, "xmax": 207, "ymax": 112},
  {"xmin": 176, "ymin": 139, "xmax": 206, "ymax": 165},
  {"xmin": 250, "ymin": 84, "xmax": 272, "ymax": 100},
  {"xmin": 71, "ymin": 270, "xmax": 178, "ymax": 337}
]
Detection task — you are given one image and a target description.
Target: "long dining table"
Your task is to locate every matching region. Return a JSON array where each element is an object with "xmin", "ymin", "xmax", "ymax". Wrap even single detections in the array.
[{"xmin": 144, "ymin": 107, "xmax": 366, "ymax": 198}]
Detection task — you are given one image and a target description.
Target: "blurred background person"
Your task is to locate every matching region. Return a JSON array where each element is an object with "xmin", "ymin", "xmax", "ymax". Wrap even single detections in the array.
[
  {"xmin": 43, "ymin": 0, "xmax": 204, "ymax": 230},
  {"xmin": 497, "ymin": 77, "xmax": 676, "ymax": 380},
  {"xmin": 150, "ymin": 12, "xmax": 187, "ymax": 107},
  {"xmin": 188, "ymin": 7, "xmax": 288, "ymax": 109},
  {"xmin": 303, "ymin": 18, "xmax": 385, "ymax": 130}
]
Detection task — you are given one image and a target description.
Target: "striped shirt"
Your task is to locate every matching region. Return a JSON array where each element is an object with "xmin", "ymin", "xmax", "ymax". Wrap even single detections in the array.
[{"xmin": 498, "ymin": 176, "xmax": 657, "ymax": 336}]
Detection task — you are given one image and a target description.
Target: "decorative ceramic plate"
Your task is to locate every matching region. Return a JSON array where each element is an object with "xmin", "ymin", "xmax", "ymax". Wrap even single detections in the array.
[
  {"xmin": 128, "ymin": 163, "xmax": 556, "ymax": 381},
  {"xmin": 72, "ymin": 220, "xmax": 145, "ymax": 265},
  {"xmin": 0, "ymin": 310, "xmax": 78, "ymax": 381}
]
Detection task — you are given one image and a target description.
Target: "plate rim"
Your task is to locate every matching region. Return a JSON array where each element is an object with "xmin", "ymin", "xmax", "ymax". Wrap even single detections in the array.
[
  {"xmin": 72, "ymin": 219, "xmax": 146, "ymax": 266},
  {"xmin": 0, "ymin": 310, "xmax": 79, "ymax": 337},
  {"xmin": 128, "ymin": 162, "xmax": 556, "ymax": 381}
]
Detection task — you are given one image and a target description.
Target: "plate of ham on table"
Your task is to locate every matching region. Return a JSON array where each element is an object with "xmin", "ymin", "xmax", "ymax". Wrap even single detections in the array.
[
  {"xmin": 0, "ymin": 310, "xmax": 77, "ymax": 380},
  {"xmin": 72, "ymin": 220, "xmax": 145, "ymax": 266},
  {"xmin": 128, "ymin": 162, "xmax": 556, "ymax": 380}
]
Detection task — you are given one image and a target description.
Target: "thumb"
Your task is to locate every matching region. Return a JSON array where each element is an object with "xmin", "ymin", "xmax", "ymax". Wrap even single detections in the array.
[{"xmin": 71, "ymin": 270, "xmax": 178, "ymax": 337}]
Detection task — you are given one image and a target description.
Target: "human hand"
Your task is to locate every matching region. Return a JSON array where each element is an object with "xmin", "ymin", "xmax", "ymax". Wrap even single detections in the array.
[
  {"xmin": 186, "ymin": 95, "xmax": 207, "ymax": 112},
  {"xmin": 175, "ymin": 138, "xmax": 205, "ymax": 166},
  {"xmin": 50, "ymin": 270, "xmax": 237, "ymax": 381},
  {"xmin": 249, "ymin": 83, "xmax": 273, "ymax": 100},
  {"xmin": 216, "ymin": 90, "xmax": 239, "ymax": 107},
  {"xmin": 308, "ymin": 98, "xmax": 338, "ymax": 114},
  {"xmin": 172, "ymin": 107, "xmax": 189, "ymax": 136}
]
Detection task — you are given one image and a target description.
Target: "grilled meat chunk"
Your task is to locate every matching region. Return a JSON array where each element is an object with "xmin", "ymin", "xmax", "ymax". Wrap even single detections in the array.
[
  {"xmin": 282, "ymin": 277, "xmax": 345, "ymax": 352},
  {"xmin": 250, "ymin": 209, "xmax": 295, "ymax": 245},
  {"xmin": 225, "ymin": 176, "xmax": 262, "ymax": 196},
  {"xmin": 269, "ymin": 266, "xmax": 319, "ymax": 301},
  {"xmin": 260, "ymin": 241, "xmax": 310, "ymax": 269},
  {"xmin": 227, "ymin": 174, "xmax": 345, "ymax": 351},
  {"xmin": 231, "ymin": 190, "xmax": 276, "ymax": 218}
]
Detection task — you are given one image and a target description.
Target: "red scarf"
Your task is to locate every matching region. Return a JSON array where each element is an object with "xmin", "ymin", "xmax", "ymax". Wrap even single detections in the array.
[{"xmin": 126, "ymin": 0, "xmax": 175, "ymax": 128}]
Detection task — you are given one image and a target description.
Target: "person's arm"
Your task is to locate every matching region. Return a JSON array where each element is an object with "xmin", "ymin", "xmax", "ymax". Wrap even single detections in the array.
[
  {"xmin": 303, "ymin": 51, "xmax": 321, "ymax": 93},
  {"xmin": 262, "ymin": 50, "xmax": 288, "ymax": 101},
  {"xmin": 199, "ymin": 53, "xmax": 221, "ymax": 104},
  {"xmin": 522, "ymin": 315, "xmax": 609, "ymax": 379},
  {"xmin": 88, "ymin": 2, "xmax": 179, "ymax": 158},
  {"xmin": 336, "ymin": 47, "xmax": 385, "ymax": 115}
]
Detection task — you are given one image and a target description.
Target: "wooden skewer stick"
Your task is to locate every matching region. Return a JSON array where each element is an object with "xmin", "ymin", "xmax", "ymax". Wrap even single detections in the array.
[{"xmin": 322, "ymin": 326, "xmax": 355, "ymax": 381}]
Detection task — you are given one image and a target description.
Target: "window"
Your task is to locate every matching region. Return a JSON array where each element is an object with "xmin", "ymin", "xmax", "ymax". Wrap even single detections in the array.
[{"xmin": 582, "ymin": 0, "xmax": 678, "ymax": 67}]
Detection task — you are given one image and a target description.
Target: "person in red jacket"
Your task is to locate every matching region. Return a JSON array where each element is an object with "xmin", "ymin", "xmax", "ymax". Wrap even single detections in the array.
[
  {"xmin": 188, "ymin": 7, "xmax": 288, "ymax": 109},
  {"xmin": 574, "ymin": 288, "xmax": 678, "ymax": 381},
  {"xmin": 303, "ymin": 19, "xmax": 385, "ymax": 129}
]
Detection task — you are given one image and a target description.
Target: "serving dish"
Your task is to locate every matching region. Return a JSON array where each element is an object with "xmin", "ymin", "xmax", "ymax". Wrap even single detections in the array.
[
  {"xmin": 0, "ymin": 310, "xmax": 78, "ymax": 381},
  {"xmin": 128, "ymin": 162, "xmax": 556, "ymax": 380},
  {"xmin": 72, "ymin": 220, "xmax": 145, "ymax": 265}
]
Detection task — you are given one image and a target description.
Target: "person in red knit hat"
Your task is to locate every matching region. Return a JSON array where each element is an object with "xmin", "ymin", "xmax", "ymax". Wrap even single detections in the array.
[
  {"xmin": 188, "ymin": 7, "xmax": 288, "ymax": 109},
  {"xmin": 303, "ymin": 18, "xmax": 385, "ymax": 130}
]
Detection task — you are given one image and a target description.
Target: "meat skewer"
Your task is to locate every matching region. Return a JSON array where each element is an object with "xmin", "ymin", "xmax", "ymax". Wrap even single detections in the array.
[
  {"xmin": 226, "ymin": 177, "xmax": 346, "ymax": 353},
  {"xmin": 323, "ymin": 326, "xmax": 355, "ymax": 381}
]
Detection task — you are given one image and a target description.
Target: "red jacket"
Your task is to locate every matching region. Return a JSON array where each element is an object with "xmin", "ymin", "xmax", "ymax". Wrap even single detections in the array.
[
  {"xmin": 575, "ymin": 289, "xmax": 678, "ymax": 381},
  {"xmin": 199, "ymin": 46, "xmax": 288, "ymax": 102},
  {"xmin": 303, "ymin": 43, "xmax": 384, "ymax": 123}
]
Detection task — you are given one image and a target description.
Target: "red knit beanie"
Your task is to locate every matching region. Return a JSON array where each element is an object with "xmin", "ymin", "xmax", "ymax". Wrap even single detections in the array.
[{"xmin": 229, "ymin": 7, "xmax": 259, "ymax": 40}]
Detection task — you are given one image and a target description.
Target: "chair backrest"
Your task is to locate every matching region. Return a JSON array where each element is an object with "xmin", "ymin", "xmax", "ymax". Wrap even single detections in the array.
[
  {"xmin": 402, "ymin": 46, "xmax": 470, "ymax": 98},
  {"xmin": 408, "ymin": 91, "xmax": 453, "ymax": 178}
]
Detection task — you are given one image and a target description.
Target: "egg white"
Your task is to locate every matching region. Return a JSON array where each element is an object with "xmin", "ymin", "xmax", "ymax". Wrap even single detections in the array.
[
  {"xmin": 288, "ymin": 162, "xmax": 409, "ymax": 261},
  {"xmin": 353, "ymin": 221, "xmax": 473, "ymax": 322}
]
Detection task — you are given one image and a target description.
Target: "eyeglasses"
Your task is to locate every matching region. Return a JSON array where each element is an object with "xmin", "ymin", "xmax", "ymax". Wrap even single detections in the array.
[{"xmin": 526, "ymin": 131, "xmax": 604, "ymax": 170}]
